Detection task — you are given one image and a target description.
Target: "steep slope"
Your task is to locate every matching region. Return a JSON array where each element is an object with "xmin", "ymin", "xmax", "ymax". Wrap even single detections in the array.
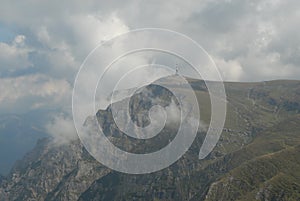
[
  {"xmin": 204, "ymin": 115, "xmax": 300, "ymax": 201},
  {"xmin": 0, "ymin": 138, "xmax": 109, "ymax": 201},
  {"xmin": 1, "ymin": 77, "xmax": 300, "ymax": 201}
]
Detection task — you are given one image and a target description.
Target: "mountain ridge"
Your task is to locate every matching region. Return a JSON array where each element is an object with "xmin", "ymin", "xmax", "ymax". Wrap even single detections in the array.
[{"xmin": 1, "ymin": 77, "xmax": 300, "ymax": 201}]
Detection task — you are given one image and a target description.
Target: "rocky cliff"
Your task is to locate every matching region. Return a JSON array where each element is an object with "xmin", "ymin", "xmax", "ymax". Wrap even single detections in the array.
[{"xmin": 1, "ymin": 77, "xmax": 300, "ymax": 201}]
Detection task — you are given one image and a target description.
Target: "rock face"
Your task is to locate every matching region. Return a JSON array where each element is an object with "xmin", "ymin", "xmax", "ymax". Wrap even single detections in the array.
[
  {"xmin": 1, "ymin": 77, "xmax": 300, "ymax": 201},
  {"xmin": 0, "ymin": 138, "xmax": 109, "ymax": 201}
]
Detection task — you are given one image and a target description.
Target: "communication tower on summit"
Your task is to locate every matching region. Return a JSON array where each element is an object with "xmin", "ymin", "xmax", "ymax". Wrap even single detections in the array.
[{"xmin": 175, "ymin": 63, "xmax": 179, "ymax": 75}]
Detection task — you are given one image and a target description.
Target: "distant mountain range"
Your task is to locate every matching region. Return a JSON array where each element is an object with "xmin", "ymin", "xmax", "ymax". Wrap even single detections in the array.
[
  {"xmin": 0, "ymin": 112, "xmax": 48, "ymax": 175},
  {"xmin": 1, "ymin": 76, "xmax": 300, "ymax": 201}
]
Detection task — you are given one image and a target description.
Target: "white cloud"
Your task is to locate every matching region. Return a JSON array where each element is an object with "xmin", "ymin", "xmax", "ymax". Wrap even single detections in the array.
[
  {"xmin": 69, "ymin": 13, "xmax": 129, "ymax": 53},
  {"xmin": 45, "ymin": 114, "xmax": 77, "ymax": 145},
  {"xmin": 0, "ymin": 35, "xmax": 31, "ymax": 73},
  {"xmin": 1, "ymin": 0, "xmax": 300, "ymax": 83},
  {"xmin": 215, "ymin": 58, "xmax": 245, "ymax": 81},
  {"xmin": 0, "ymin": 74, "xmax": 71, "ymax": 113}
]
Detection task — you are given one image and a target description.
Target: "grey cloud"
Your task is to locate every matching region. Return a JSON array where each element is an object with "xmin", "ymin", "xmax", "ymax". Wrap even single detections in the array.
[
  {"xmin": 187, "ymin": 0, "xmax": 251, "ymax": 33},
  {"xmin": 2, "ymin": 0, "xmax": 300, "ymax": 82}
]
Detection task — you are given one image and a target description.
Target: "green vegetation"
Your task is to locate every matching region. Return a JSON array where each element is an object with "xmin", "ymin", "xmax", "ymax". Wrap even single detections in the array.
[{"xmin": 2, "ymin": 77, "xmax": 300, "ymax": 201}]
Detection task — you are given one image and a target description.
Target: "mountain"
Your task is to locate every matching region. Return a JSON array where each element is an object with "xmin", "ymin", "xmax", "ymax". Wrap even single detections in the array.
[
  {"xmin": 0, "ymin": 112, "xmax": 48, "ymax": 175},
  {"xmin": 0, "ymin": 76, "xmax": 300, "ymax": 201}
]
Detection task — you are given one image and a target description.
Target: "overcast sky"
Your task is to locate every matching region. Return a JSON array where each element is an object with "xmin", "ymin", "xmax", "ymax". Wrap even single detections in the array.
[{"xmin": 0, "ymin": 0, "xmax": 300, "ymax": 139}]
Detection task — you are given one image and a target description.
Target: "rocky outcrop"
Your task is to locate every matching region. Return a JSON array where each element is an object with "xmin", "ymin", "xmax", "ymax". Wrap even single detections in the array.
[
  {"xmin": 1, "ymin": 78, "xmax": 300, "ymax": 201},
  {"xmin": 0, "ymin": 138, "xmax": 109, "ymax": 201}
]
